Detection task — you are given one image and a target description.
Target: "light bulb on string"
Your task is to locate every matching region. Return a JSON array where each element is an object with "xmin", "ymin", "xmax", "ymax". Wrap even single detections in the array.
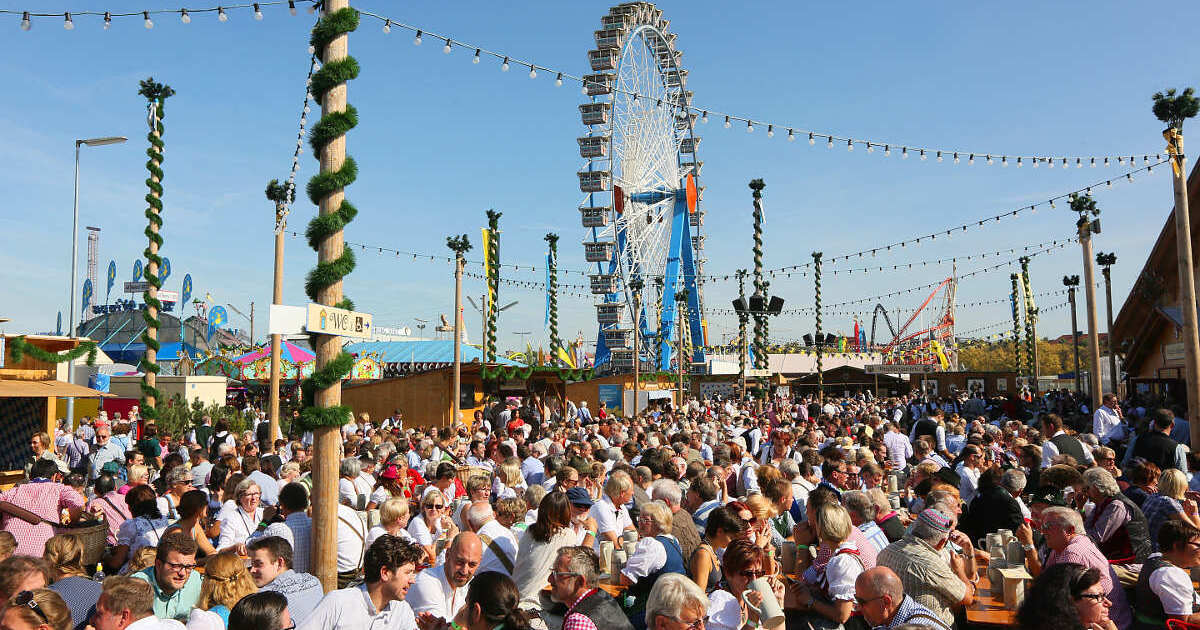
[
  {"xmin": 1033, "ymin": 158, "xmax": 1039, "ymax": 168},
  {"xmin": 986, "ymin": 155, "xmax": 993, "ymax": 165},
  {"xmin": 218, "ymin": 7, "xmax": 228, "ymax": 22},
  {"xmin": 501, "ymin": 57, "xmax": 510, "ymax": 71},
  {"xmin": 953, "ymin": 152, "xmax": 960, "ymax": 164},
  {"xmin": 827, "ymin": 136, "xmax": 834, "ymax": 149},
  {"xmin": 473, "ymin": 49, "xmax": 481, "ymax": 64},
  {"xmin": 289, "ymin": 1, "xmax": 297, "ymax": 15},
  {"xmin": 1048, "ymin": 158, "xmax": 1054, "ymax": 168},
  {"xmin": 414, "ymin": 30, "xmax": 423, "ymax": 45},
  {"xmin": 103, "ymin": 11, "xmax": 111, "ymax": 28},
  {"xmin": 724, "ymin": 116, "xmax": 731, "ymax": 128},
  {"xmin": 443, "ymin": 39, "xmax": 452, "ymax": 53},
  {"xmin": 884, "ymin": 145, "xmax": 891, "ymax": 157},
  {"xmin": 254, "ymin": 4, "xmax": 262, "ymax": 20},
  {"xmin": 64, "ymin": 12, "xmax": 73, "ymax": 29},
  {"xmin": 307, "ymin": 1, "xmax": 317, "ymax": 14},
  {"xmin": 847, "ymin": 139, "xmax": 854, "ymax": 151},
  {"xmin": 920, "ymin": 149, "xmax": 927, "ymax": 160},
  {"xmin": 144, "ymin": 11, "xmax": 153, "ymax": 28},
  {"xmin": 555, "ymin": 72, "xmax": 563, "ymax": 86},
  {"xmin": 866, "ymin": 143, "xmax": 874, "ymax": 153},
  {"xmin": 529, "ymin": 65, "xmax": 537, "ymax": 78},
  {"xmin": 746, "ymin": 120, "xmax": 754, "ymax": 133},
  {"xmin": 936, "ymin": 151, "xmax": 943, "ymax": 162},
  {"xmin": 767, "ymin": 125, "xmax": 774, "ymax": 138},
  {"xmin": 968, "ymin": 154, "xmax": 974, "ymax": 165},
  {"xmin": 701, "ymin": 111, "xmax": 708, "ymax": 124},
  {"xmin": 382, "ymin": 19, "xmax": 390, "ymax": 33},
  {"xmin": 181, "ymin": 8, "xmax": 191, "ymax": 23},
  {"xmin": 21, "ymin": 11, "xmax": 31, "ymax": 30}
]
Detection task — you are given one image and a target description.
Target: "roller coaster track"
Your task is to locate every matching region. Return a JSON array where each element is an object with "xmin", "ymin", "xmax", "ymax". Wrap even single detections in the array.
[{"xmin": 869, "ymin": 303, "xmax": 898, "ymax": 348}]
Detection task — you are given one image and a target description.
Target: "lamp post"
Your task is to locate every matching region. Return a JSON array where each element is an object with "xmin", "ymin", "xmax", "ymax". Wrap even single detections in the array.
[
  {"xmin": 265, "ymin": 179, "xmax": 293, "ymax": 443},
  {"xmin": 67, "ymin": 136, "xmax": 126, "ymax": 428},
  {"xmin": 1069, "ymin": 193, "xmax": 1104, "ymax": 409},
  {"xmin": 447, "ymin": 234, "xmax": 472, "ymax": 428},
  {"xmin": 1096, "ymin": 252, "xmax": 1119, "ymax": 396},
  {"xmin": 1064, "ymin": 275, "xmax": 1081, "ymax": 394}
]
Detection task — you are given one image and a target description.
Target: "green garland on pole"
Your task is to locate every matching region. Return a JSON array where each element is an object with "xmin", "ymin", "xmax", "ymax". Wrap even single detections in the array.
[
  {"xmin": 1020, "ymin": 256, "xmax": 1036, "ymax": 379},
  {"xmin": 736, "ymin": 269, "xmax": 747, "ymax": 385},
  {"xmin": 749, "ymin": 179, "xmax": 767, "ymax": 370},
  {"xmin": 137, "ymin": 77, "xmax": 174, "ymax": 420},
  {"xmin": 298, "ymin": 6, "xmax": 360, "ymax": 430},
  {"xmin": 1010, "ymin": 273, "xmax": 1024, "ymax": 377},
  {"xmin": 485, "ymin": 209, "xmax": 501, "ymax": 365},
  {"xmin": 544, "ymin": 233, "xmax": 561, "ymax": 358},
  {"xmin": 813, "ymin": 252, "xmax": 823, "ymax": 400},
  {"xmin": 7, "ymin": 337, "xmax": 98, "ymax": 366}
]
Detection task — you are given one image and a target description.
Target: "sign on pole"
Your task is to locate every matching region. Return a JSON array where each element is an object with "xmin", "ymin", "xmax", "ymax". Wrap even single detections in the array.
[
  {"xmin": 864, "ymin": 363, "xmax": 936, "ymax": 374},
  {"xmin": 124, "ymin": 281, "xmax": 151, "ymax": 293},
  {"xmin": 306, "ymin": 303, "xmax": 373, "ymax": 339},
  {"xmin": 745, "ymin": 368, "xmax": 771, "ymax": 377}
]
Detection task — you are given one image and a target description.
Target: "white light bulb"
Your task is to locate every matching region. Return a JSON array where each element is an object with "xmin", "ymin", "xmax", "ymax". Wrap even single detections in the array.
[
  {"xmin": 104, "ymin": 12, "xmax": 111, "ymax": 28},
  {"xmin": 555, "ymin": 73, "xmax": 563, "ymax": 86},
  {"xmin": 724, "ymin": 116, "xmax": 731, "ymax": 128},
  {"xmin": 529, "ymin": 66, "xmax": 537, "ymax": 78},
  {"xmin": 254, "ymin": 4, "xmax": 262, "ymax": 20},
  {"xmin": 746, "ymin": 121, "xmax": 753, "ymax": 133},
  {"xmin": 218, "ymin": 8, "xmax": 228, "ymax": 22},
  {"xmin": 827, "ymin": 137, "xmax": 834, "ymax": 149},
  {"xmin": 414, "ymin": 30, "xmax": 422, "ymax": 45},
  {"xmin": 767, "ymin": 125, "xmax": 774, "ymax": 138},
  {"xmin": 847, "ymin": 139, "xmax": 854, "ymax": 151},
  {"xmin": 181, "ymin": 9, "xmax": 191, "ymax": 23},
  {"xmin": 473, "ymin": 49, "xmax": 480, "ymax": 64},
  {"xmin": 867, "ymin": 144, "xmax": 874, "ymax": 153},
  {"xmin": 701, "ymin": 111, "xmax": 708, "ymax": 124},
  {"xmin": 64, "ymin": 13, "xmax": 74, "ymax": 29},
  {"xmin": 580, "ymin": 83, "xmax": 587, "ymax": 94},
  {"xmin": 884, "ymin": 146, "xmax": 891, "ymax": 156},
  {"xmin": 787, "ymin": 130, "xmax": 795, "ymax": 142},
  {"xmin": 21, "ymin": 11, "xmax": 31, "ymax": 30},
  {"xmin": 382, "ymin": 20, "xmax": 390, "ymax": 33},
  {"xmin": 443, "ymin": 39, "xmax": 452, "ymax": 54},
  {"xmin": 144, "ymin": 11, "xmax": 153, "ymax": 28},
  {"xmin": 501, "ymin": 58, "xmax": 510, "ymax": 71}
]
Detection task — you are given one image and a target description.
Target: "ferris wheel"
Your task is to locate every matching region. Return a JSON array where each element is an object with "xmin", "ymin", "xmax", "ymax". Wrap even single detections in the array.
[{"xmin": 577, "ymin": 2, "xmax": 707, "ymax": 374}]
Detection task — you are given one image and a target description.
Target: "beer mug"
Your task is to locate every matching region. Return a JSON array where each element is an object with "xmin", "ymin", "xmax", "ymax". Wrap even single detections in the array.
[{"xmin": 742, "ymin": 577, "xmax": 785, "ymax": 630}]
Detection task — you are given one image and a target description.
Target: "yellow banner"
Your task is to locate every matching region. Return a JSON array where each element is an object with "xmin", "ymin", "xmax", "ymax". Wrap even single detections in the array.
[
  {"xmin": 482, "ymin": 227, "xmax": 493, "ymax": 312},
  {"xmin": 556, "ymin": 344, "xmax": 577, "ymax": 369}
]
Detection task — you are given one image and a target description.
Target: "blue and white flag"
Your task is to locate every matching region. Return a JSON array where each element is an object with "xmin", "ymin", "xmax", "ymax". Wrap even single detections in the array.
[{"xmin": 106, "ymin": 261, "xmax": 116, "ymax": 302}]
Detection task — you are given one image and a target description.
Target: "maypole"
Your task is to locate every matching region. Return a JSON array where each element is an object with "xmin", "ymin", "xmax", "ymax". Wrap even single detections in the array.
[
  {"xmin": 812, "ymin": 252, "xmax": 824, "ymax": 403},
  {"xmin": 1020, "ymin": 256, "xmax": 1039, "ymax": 389},
  {"xmin": 304, "ymin": 1, "xmax": 359, "ymax": 591},
  {"xmin": 1010, "ymin": 273, "xmax": 1024, "ymax": 381},
  {"xmin": 736, "ymin": 269, "xmax": 748, "ymax": 399},
  {"xmin": 544, "ymin": 233, "xmax": 561, "ymax": 356},
  {"xmin": 485, "ymin": 210, "xmax": 502, "ymax": 365},
  {"xmin": 750, "ymin": 180, "xmax": 767, "ymax": 371},
  {"xmin": 265, "ymin": 179, "xmax": 293, "ymax": 443},
  {"xmin": 136, "ymin": 78, "xmax": 175, "ymax": 422}
]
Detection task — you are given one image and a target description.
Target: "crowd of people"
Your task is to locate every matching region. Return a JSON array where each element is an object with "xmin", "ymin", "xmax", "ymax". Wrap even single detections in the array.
[{"xmin": 0, "ymin": 387, "xmax": 1198, "ymax": 630}]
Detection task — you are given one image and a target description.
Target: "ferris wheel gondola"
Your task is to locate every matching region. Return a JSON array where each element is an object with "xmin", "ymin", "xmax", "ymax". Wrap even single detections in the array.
[{"xmin": 576, "ymin": 2, "xmax": 707, "ymax": 374}]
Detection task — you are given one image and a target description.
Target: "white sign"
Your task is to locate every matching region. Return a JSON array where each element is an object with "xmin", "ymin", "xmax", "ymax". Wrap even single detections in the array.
[
  {"xmin": 864, "ymin": 363, "xmax": 936, "ymax": 374},
  {"xmin": 269, "ymin": 305, "xmax": 308, "ymax": 335},
  {"xmin": 124, "ymin": 282, "xmax": 150, "ymax": 293},
  {"xmin": 745, "ymin": 368, "xmax": 771, "ymax": 377},
  {"xmin": 158, "ymin": 290, "xmax": 178, "ymax": 302},
  {"xmin": 306, "ymin": 303, "xmax": 373, "ymax": 339}
]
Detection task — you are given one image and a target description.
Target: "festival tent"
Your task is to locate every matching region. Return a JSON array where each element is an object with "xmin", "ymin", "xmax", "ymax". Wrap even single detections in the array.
[
  {"xmin": 232, "ymin": 341, "xmax": 315, "ymax": 364},
  {"xmin": 344, "ymin": 340, "xmax": 524, "ymax": 376}
]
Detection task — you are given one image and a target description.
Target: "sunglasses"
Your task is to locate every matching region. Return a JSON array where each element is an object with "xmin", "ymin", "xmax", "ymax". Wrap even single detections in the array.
[
  {"xmin": 13, "ymin": 592, "xmax": 47, "ymax": 624},
  {"xmin": 1076, "ymin": 593, "xmax": 1107, "ymax": 602},
  {"xmin": 738, "ymin": 569, "xmax": 764, "ymax": 579},
  {"xmin": 425, "ymin": 504, "xmax": 446, "ymax": 510}
]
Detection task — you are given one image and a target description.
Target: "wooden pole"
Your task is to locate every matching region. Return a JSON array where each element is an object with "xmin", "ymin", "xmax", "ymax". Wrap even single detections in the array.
[
  {"xmin": 269, "ymin": 213, "xmax": 285, "ymax": 443},
  {"xmin": 1079, "ymin": 221, "xmax": 1104, "ymax": 411},
  {"xmin": 144, "ymin": 122, "xmax": 163, "ymax": 416},
  {"xmin": 310, "ymin": 0, "xmax": 350, "ymax": 592},
  {"xmin": 453, "ymin": 254, "xmax": 464, "ymax": 428},
  {"xmin": 1101, "ymin": 262, "xmax": 1118, "ymax": 396},
  {"xmin": 1165, "ymin": 128, "xmax": 1200, "ymax": 449}
]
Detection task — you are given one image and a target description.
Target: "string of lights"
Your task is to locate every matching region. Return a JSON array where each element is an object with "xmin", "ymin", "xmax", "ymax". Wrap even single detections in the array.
[
  {"xmin": 9, "ymin": 3, "xmax": 1160, "ymax": 169},
  {"xmin": 957, "ymin": 300, "xmax": 1070, "ymax": 338}
]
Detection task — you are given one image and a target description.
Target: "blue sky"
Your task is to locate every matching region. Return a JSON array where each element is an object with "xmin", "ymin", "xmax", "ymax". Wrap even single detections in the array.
[{"xmin": 1, "ymin": 1, "xmax": 1196, "ymax": 355}]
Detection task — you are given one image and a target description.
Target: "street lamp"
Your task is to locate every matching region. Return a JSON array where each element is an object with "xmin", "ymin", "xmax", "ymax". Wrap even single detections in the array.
[{"xmin": 67, "ymin": 135, "xmax": 126, "ymax": 427}]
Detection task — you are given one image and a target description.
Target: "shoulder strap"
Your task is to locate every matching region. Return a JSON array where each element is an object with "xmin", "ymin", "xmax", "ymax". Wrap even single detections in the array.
[
  {"xmin": 478, "ymin": 533, "xmax": 514, "ymax": 574},
  {"xmin": 338, "ymin": 513, "xmax": 367, "ymax": 567},
  {"xmin": 100, "ymin": 495, "xmax": 131, "ymax": 519}
]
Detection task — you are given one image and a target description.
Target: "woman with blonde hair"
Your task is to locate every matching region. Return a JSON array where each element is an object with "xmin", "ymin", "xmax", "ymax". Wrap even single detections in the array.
[
  {"xmin": 44, "ymin": 535, "xmax": 101, "ymax": 630},
  {"xmin": 1, "ymin": 589, "xmax": 72, "ymax": 630},
  {"xmin": 366, "ymin": 497, "xmax": 413, "ymax": 547},
  {"xmin": 743, "ymin": 495, "xmax": 778, "ymax": 575},
  {"xmin": 494, "ymin": 457, "xmax": 524, "ymax": 500},
  {"xmin": 187, "ymin": 550, "xmax": 258, "ymax": 630},
  {"xmin": 789, "ymin": 503, "xmax": 865, "ymax": 628},
  {"xmin": 1141, "ymin": 468, "xmax": 1200, "ymax": 551}
]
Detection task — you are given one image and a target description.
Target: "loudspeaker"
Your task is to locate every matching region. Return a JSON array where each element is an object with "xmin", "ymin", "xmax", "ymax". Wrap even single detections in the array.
[
  {"xmin": 732, "ymin": 298, "xmax": 749, "ymax": 313},
  {"xmin": 749, "ymin": 294, "xmax": 765, "ymax": 312},
  {"xmin": 767, "ymin": 296, "xmax": 785, "ymax": 315},
  {"xmin": 803, "ymin": 334, "xmax": 814, "ymax": 346}
]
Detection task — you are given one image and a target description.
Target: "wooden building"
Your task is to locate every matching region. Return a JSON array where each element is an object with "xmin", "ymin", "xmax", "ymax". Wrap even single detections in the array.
[{"xmin": 1112, "ymin": 161, "xmax": 1200, "ymax": 402}]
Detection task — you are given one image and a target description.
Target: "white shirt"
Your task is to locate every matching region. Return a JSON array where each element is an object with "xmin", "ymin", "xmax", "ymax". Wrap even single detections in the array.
[
  {"xmin": 707, "ymin": 590, "xmax": 742, "ymax": 630},
  {"xmin": 337, "ymin": 504, "xmax": 367, "ymax": 572},
  {"xmin": 801, "ymin": 541, "xmax": 864, "ymax": 602},
  {"xmin": 355, "ymin": 472, "xmax": 377, "ymax": 500},
  {"xmin": 956, "ymin": 463, "xmax": 981, "ymax": 505},
  {"xmin": 340, "ymin": 478, "xmax": 365, "ymax": 509},
  {"xmin": 404, "ymin": 563, "xmax": 468, "ymax": 622},
  {"xmin": 1147, "ymin": 554, "xmax": 1200, "ymax": 615},
  {"xmin": 216, "ymin": 503, "xmax": 263, "ymax": 550},
  {"xmin": 1093, "ymin": 405, "xmax": 1123, "ymax": 444},
  {"xmin": 116, "ymin": 516, "xmax": 170, "ymax": 557},
  {"xmin": 621, "ymin": 535, "xmax": 675, "ymax": 582},
  {"xmin": 588, "ymin": 494, "xmax": 632, "ymax": 547},
  {"xmin": 408, "ymin": 515, "xmax": 444, "ymax": 548},
  {"xmin": 476, "ymin": 519, "xmax": 519, "ymax": 576},
  {"xmin": 298, "ymin": 584, "xmax": 417, "ymax": 630},
  {"xmin": 128, "ymin": 614, "xmax": 186, "ymax": 630},
  {"xmin": 1041, "ymin": 430, "xmax": 1095, "ymax": 468},
  {"xmin": 366, "ymin": 525, "xmax": 414, "ymax": 549}
]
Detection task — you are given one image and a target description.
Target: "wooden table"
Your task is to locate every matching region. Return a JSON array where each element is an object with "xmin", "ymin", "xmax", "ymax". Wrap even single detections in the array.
[{"xmin": 966, "ymin": 575, "xmax": 1017, "ymax": 627}]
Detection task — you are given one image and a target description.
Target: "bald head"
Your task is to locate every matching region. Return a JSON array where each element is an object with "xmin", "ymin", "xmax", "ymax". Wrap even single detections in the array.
[
  {"xmin": 856, "ymin": 566, "xmax": 903, "ymax": 601},
  {"xmin": 446, "ymin": 532, "xmax": 482, "ymax": 587}
]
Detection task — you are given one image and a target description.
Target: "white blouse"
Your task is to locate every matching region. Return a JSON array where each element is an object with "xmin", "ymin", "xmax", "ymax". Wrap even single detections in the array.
[
  {"xmin": 216, "ymin": 504, "xmax": 264, "ymax": 550},
  {"xmin": 706, "ymin": 590, "xmax": 742, "ymax": 630}
]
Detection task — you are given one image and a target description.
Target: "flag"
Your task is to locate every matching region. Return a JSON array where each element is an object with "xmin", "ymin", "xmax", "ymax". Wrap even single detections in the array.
[
  {"xmin": 181, "ymin": 274, "xmax": 193, "ymax": 305},
  {"xmin": 81, "ymin": 279, "xmax": 93, "ymax": 315},
  {"xmin": 555, "ymin": 344, "xmax": 577, "ymax": 369},
  {"xmin": 544, "ymin": 252, "xmax": 552, "ymax": 327},
  {"xmin": 160, "ymin": 257, "xmax": 172, "ymax": 283},
  {"xmin": 106, "ymin": 261, "xmax": 116, "ymax": 302},
  {"xmin": 481, "ymin": 227, "xmax": 493, "ymax": 313},
  {"xmin": 56, "ymin": 311, "xmax": 62, "ymax": 336},
  {"xmin": 852, "ymin": 319, "xmax": 860, "ymax": 352},
  {"xmin": 133, "ymin": 260, "xmax": 143, "ymax": 283},
  {"xmin": 837, "ymin": 336, "xmax": 846, "ymax": 352}
]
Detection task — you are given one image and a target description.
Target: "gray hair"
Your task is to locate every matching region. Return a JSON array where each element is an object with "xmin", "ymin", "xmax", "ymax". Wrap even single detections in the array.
[
  {"xmin": 166, "ymin": 466, "xmax": 193, "ymax": 485},
  {"xmin": 910, "ymin": 507, "xmax": 952, "ymax": 546},
  {"xmin": 842, "ymin": 490, "xmax": 877, "ymax": 522},
  {"xmin": 557, "ymin": 546, "xmax": 599, "ymax": 586},
  {"xmin": 235, "ymin": 478, "xmax": 260, "ymax": 500},
  {"xmin": 1082, "ymin": 467, "xmax": 1120, "ymax": 497},
  {"xmin": 524, "ymin": 484, "xmax": 547, "ymax": 508},
  {"xmin": 339, "ymin": 457, "xmax": 361, "ymax": 478},
  {"xmin": 464, "ymin": 501, "xmax": 494, "ymax": 530},
  {"xmin": 650, "ymin": 479, "xmax": 683, "ymax": 507},
  {"xmin": 645, "ymin": 573, "xmax": 708, "ymax": 628},
  {"xmin": 777, "ymin": 459, "xmax": 800, "ymax": 479},
  {"xmin": 1000, "ymin": 468, "xmax": 1027, "ymax": 495},
  {"xmin": 1041, "ymin": 506, "xmax": 1085, "ymax": 534}
]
